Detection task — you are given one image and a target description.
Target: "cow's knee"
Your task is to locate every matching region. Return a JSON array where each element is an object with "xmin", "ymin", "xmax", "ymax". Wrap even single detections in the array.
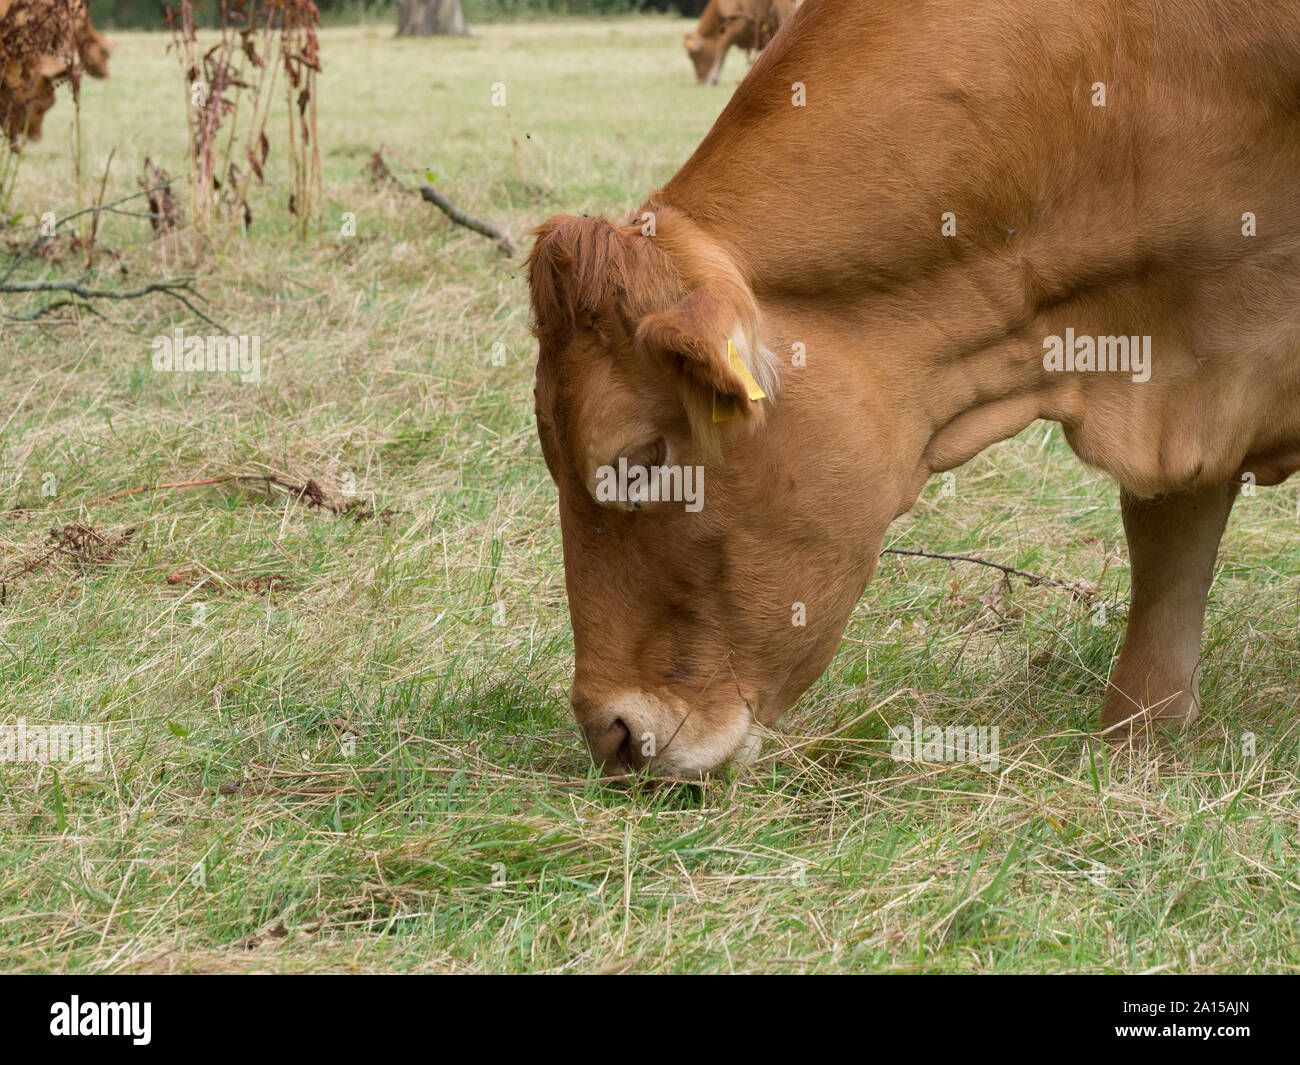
[{"xmin": 1101, "ymin": 483, "xmax": 1238, "ymax": 739}]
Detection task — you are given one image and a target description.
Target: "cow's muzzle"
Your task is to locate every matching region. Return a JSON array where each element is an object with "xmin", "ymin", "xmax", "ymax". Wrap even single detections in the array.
[{"xmin": 574, "ymin": 690, "xmax": 758, "ymax": 778}]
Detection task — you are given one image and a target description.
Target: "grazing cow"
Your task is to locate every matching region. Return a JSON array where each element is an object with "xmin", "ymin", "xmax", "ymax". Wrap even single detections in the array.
[
  {"xmin": 529, "ymin": 0, "xmax": 1300, "ymax": 776},
  {"xmin": 0, "ymin": 3, "xmax": 111, "ymax": 150},
  {"xmin": 683, "ymin": 0, "xmax": 797, "ymax": 86}
]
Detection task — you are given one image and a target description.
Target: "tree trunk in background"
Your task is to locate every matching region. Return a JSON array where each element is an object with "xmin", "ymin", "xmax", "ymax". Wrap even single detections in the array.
[{"xmin": 396, "ymin": 0, "xmax": 468, "ymax": 38}]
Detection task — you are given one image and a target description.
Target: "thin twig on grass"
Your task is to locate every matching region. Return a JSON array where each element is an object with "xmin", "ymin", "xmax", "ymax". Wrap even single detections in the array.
[
  {"xmin": 880, "ymin": 546, "xmax": 1097, "ymax": 599},
  {"xmin": 0, "ymin": 523, "xmax": 137, "ymax": 605},
  {"xmin": 1, "ymin": 183, "xmax": 174, "ymax": 286},
  {"xmin": 85, "ymin": 147, "xmax": 116, "ymax": 266},
  {"xmin": 78, "ymin": 472, "xmax": 383, "ymax": 521},
  {"xmin": 83, "ymin": 474, "xmax": 333, "ymax": 510}
]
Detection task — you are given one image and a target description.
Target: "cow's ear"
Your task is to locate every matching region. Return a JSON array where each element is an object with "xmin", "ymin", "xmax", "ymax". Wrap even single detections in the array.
[
  {"xmin": 684, "ymin": 33, "xmax": 702, "ymax": 54},
  {"xmin": 636, "ymin": 289, "xmax": 773, "ymax": 447}
]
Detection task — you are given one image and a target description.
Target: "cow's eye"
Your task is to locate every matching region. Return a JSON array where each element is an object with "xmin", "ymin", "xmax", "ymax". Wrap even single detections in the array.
[
  {"xmin": 588, "ymin": 437, "xmax": 676, "ymax": 511},
  {"xmin": 623, "ymin": 438, "xmax": 666, "ymax": 470}
]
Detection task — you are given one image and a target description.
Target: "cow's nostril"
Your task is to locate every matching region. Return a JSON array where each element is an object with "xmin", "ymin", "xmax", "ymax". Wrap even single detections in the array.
[
  {"xmin": 615, "ymin": 720, "xmax": 639, "ymax": 769},
  {"xmin": 584, "ymin": 716, "xmax": 633, "ymax": 774}
]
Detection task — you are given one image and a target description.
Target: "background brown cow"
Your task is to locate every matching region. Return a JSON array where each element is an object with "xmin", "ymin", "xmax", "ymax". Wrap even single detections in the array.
[{"xmin": 683, "ymin": 0, "xmax": 797, "ymax": 85}]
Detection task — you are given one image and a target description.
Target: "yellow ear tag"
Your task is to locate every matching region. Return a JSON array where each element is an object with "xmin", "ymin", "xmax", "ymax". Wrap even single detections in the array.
[{"xmin": 712, "ymin": 340, "xmax": 767, "ymax": 423}]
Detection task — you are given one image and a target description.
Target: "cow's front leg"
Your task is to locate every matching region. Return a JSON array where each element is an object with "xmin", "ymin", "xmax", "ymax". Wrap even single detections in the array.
[
  {"xmin": 1101, "ymin": 483, "xmax": 1239, "ymax": 738},
  {"xmin": 708, "ymin": 24, "xmax": 746, "ymax": 84}
]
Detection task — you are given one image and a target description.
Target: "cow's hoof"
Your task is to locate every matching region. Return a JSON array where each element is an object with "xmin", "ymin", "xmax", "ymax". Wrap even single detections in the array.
[{"xmin": 1100, "ymin": 685, "xmax": 1199, "ymax": 744}]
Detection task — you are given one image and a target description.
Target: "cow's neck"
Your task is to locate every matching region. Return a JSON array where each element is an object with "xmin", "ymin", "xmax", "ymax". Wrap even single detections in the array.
[
  {"xmin": 652, "ymin": 0, "xmax": 1300, "ymax": 505},
  {"xmin": 644, "ymin": 197, "xmax": 1119, "ymax": 521}
]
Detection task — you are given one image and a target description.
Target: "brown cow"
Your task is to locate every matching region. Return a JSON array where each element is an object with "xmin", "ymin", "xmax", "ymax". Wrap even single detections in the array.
[
  {"xmin": 0, "ymin": 2, "xmax": 111, "ymax": 150},
  {"xmin": 683, "ymin": 0, "xmax": 797, "ymax": 86},
  {"xmin": 530, "ymin": 0, "xmax": 1300, "ymax": 776}
]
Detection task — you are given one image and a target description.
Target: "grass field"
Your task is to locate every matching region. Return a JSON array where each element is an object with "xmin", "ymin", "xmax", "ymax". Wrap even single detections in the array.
[{"xmin": 2, "ymin": 18, "xmax": 1299, "ymax": 974}]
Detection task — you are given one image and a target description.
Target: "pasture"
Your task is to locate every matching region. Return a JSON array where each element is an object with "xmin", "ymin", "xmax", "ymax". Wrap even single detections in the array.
[{"xmin": 2, "ymin": 17, "xmax": 1298, "ymax": 973}]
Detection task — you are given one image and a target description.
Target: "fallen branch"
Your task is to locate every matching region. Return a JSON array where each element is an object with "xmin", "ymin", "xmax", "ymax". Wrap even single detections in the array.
[
  {"xmin": 1, "ymin": 276, "xmax": 224, "ymax": 331},
  {"xmin": 367, "ymin": 148, "xmax": 512, "ymax": 255},
  {"xmin": 417, "ymin": 182, "xmax": 514, "ymax": 255},
  {"xmin": 1, "ymin": 181, "xmax": 221, "ymax": 328}
]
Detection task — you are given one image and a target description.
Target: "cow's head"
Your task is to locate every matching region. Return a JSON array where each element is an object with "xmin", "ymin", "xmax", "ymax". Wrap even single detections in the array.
[
  {"xmin": 682, "ymin": 32, "xmax": 721, "ymax": 85},
  {"xmin": 528, "ymin": 211, "xmax": 898, "ymax": 776},
  {"xmin": 2, "ymin": 57, "xmax": 65, "ymax": 148}
]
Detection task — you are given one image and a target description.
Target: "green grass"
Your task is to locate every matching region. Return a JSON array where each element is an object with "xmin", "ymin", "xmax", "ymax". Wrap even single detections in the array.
[{"xmin": 1, "ymin": 18, "xmax": 1299, "ymax": 973}]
